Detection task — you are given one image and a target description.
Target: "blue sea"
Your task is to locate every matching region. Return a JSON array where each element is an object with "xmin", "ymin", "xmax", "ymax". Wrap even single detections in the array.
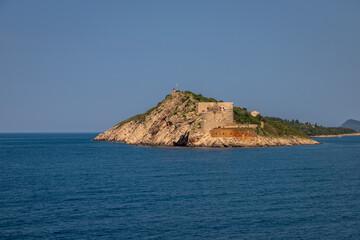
[{"xmin": 1, "ymin": 133, "xmax": 360, "ymax": 239}]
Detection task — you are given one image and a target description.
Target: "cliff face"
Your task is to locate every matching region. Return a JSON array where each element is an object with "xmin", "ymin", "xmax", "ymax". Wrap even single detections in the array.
[{"xmin": 94, "ymin": 92, "xmax": 319, "ymax": 147}]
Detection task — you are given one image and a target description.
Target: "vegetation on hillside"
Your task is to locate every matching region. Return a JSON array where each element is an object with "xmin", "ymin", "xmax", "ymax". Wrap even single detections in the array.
[
  {"xmin": 260, "ymin": 118, "xmax": 309, "ymax": 138},
  {"xmin": 113, "ymin": 90, "xmax": 352, "ymax": 138},
  {"xmin": 114, "ymin": 106, "xmax": 156, "ymax": 129},
  {"xmin": 183, "ymin": 91, "xmax": 308, "ymax": 138},
  {"xmin": 114, "ymin": 91, "xmax": 199, "ymax": 129},
  {"xmin": 114, "ymin": 99, "xmax": 165, "ymax": 129},
  {"xmin": 232, "ymin": 107, "xmax": 308, "ymax": 138},
  {"xmin": 233, "ymin": 107, "xmax": 260, "ymax": 125},
  {"xmin": 183, "ymin": 91, "xmax": 221, "ymax": 102},
  {"xmin": 268, "ymin": 117, "xmax": 357, "ymax": 136}
]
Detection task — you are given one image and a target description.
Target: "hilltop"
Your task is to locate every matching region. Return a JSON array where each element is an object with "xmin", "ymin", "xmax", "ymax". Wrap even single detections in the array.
[
  {"xmin": 341, "ymin": 119, "xmax": 360, "ymax": 132},
  {"xmin": 94, "ymin": 91, "xmax": 318, "ymax": 147}
]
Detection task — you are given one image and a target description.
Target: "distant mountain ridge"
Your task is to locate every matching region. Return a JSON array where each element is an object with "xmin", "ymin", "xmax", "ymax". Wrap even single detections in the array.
[{"xmin": 341, "ymin": 119, "xmax": 360, "ymax": 132}]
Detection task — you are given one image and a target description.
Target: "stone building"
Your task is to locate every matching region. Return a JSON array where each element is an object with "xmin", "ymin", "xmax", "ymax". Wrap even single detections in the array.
[
  {"xmin": 197, "ymin": 102, "xmax": 259, "ymax": 142},
  {"xmin": 250, "ymin": 110, "xmax": 260, "ymax": 117},
  {"xmin": 210, "ymin": 128, "xmax": 257, "ymax": 141},
  {"xmin": 197, "ymin": 102, "xmax": 234, "ymax": 131}
]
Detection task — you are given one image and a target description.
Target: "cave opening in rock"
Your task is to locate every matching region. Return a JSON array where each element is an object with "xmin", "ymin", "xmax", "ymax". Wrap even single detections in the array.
[{"xmin": 173, "ymin": 131, "xmax": 189, "ymax": 146}]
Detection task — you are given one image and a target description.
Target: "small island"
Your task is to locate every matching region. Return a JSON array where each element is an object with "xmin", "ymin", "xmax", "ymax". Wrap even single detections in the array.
[{"xmin": 94, "ymin": 90, "xmax": 320, "ymax": 147}]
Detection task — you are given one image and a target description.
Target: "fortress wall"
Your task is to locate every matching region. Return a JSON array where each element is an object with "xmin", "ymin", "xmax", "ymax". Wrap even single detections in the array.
[
  {"xmin": 224, "ymin": 124, "xmax": 258, "ymax": 129},
  {"xmin": 201, "ymin": 121, "xmax": 226, "ymax": 131},
  {"xmin": 197, "ymin": 102, "xmax": 233, "ymax": 114},
  {"xmin": 197, "ymin": 102, "xmax": 235, "ymax": 132},
  {"xmin": 202, "ymin": 111, "xmax": 233, "ymax": 121},
  {"xmin": 197, "ymin": 102, "xmax": 214, "ymax": 113},
  {"xmin": 201, "ymin": 119, "xmax": 234, "ymax": 131},
  {"xmin": 210, "ymin": 128, "xmax": 257, "ymax": 141},
  {"xmin": 218, "ymin": 102, "xmax": 233, "ymax": 110},
  {"xmin": 222, "ymin": 109, "xmax": 234, "ymax": 121}
]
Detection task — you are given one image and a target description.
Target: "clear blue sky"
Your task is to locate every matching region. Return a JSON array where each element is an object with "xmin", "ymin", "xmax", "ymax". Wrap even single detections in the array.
[{"xmin": 1, "ymin": 0, "xmax": 359, "ymax": 132}]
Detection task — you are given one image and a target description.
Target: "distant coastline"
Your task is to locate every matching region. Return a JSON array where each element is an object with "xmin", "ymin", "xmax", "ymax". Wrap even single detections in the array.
[{"xmin": 312, "ymin": 133, "xmax": 360, "ymax": 138}]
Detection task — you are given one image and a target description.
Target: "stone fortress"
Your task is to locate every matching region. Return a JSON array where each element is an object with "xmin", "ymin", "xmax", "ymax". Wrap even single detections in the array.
[
  {"xmin": 197, "ymin": 102, "xmax": 234, "ymax": 131},
  {"xmin": 196, "ymin": 102, "xmax": 259, "ymax": 141}
]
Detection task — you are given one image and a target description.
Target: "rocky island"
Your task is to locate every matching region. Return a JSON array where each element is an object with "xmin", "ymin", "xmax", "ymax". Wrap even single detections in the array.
[{"xmin": 94, "ymin": 91, "xmax": 319, "ymax": 147}]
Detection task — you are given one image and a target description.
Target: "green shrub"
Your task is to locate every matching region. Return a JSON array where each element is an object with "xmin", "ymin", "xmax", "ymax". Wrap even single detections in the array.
[
  {"xmin": 184, "ymin": 91, "xmax": 218, "ymax": 102},
  {"xmin": 267, "ymin": 117, "xmax": 357, "ymax": 136}
]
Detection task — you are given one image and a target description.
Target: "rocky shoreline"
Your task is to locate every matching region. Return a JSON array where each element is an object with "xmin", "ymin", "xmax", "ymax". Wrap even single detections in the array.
[
  {"xmin": 94, "ymin": 91, "xmax": 320, "ymax": 148},
  {"xmin": 94, "ymin": 130, "xmax": 319, "ymax": 148},
  {"xmin": 312, "ymin": 133, "xmax": 360, "ymax": 138}
]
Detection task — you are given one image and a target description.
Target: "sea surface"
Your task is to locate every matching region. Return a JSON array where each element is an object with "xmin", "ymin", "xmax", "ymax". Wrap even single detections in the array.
[{"xmin": 1, "ymin": 133, "xmax": 360, "ymax": 239}]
